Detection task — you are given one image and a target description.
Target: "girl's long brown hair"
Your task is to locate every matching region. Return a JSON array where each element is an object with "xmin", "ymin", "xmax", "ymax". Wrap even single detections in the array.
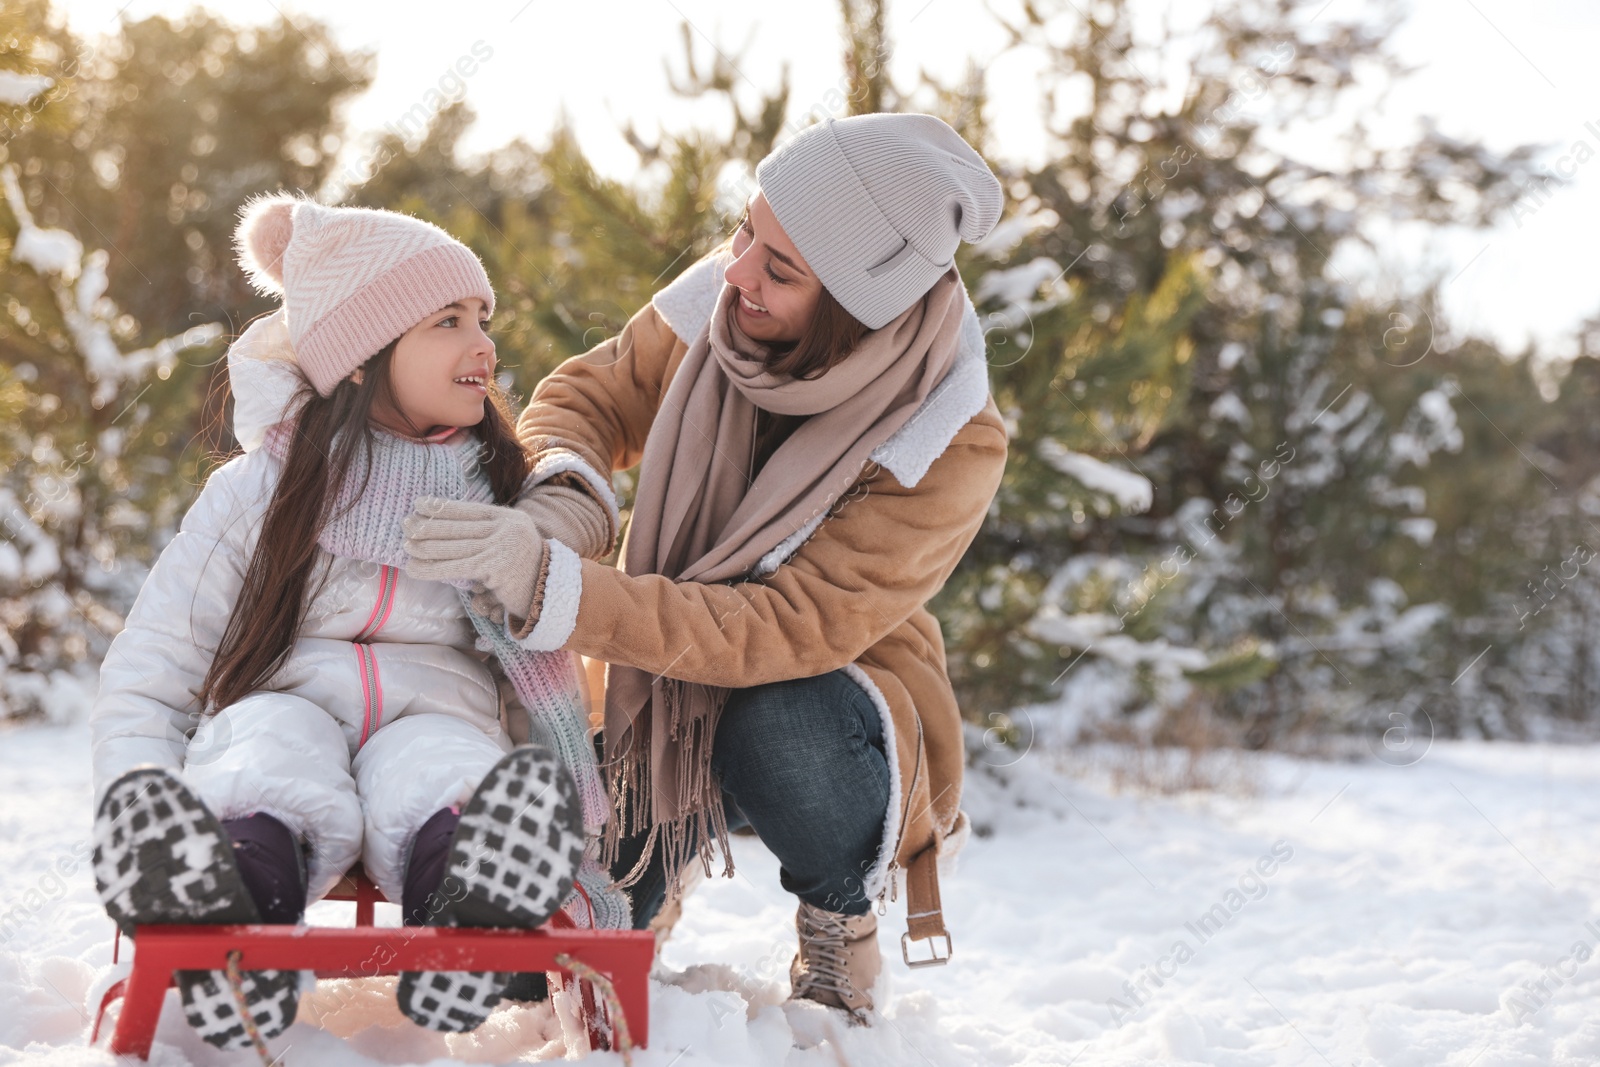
[{"xmin": 197, "ymin": 341, "xmax": 527, "ymax": 714}]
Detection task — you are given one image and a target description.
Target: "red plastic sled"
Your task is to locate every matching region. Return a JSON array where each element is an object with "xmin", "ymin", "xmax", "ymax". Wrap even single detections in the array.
[{"xmin": 89, "ymin": 868, "xmax": 655, "ymax": 1058}]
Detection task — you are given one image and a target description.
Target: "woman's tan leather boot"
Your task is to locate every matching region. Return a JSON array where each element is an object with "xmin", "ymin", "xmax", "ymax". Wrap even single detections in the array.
[{"xmin": 789, "ymin": 899, "xmax": 881, "ymax": 1023}]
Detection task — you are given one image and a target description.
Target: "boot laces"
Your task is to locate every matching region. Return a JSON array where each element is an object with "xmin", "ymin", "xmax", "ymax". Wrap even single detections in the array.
[{"xmin": 794, "ymin": 904, "xmax": 859, "ymax": 1002}]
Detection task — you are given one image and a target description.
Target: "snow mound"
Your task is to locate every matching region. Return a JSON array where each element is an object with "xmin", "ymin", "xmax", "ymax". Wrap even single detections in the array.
[{"xmin": 8, "ymin": 718, "xmax": 1600, "ymax": 1064}]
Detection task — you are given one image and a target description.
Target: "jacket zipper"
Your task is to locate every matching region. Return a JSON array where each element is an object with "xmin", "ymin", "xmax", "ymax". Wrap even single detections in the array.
[
  {"xmin": 355, "ymin": 565, "xmax": 398, "ymax": 641},
  {"xmin": 355, "ymin": 642, "xmax": 382, "ymax": 747},
  {"xmin": 353, "ymin": 566, "xmax": 395, "ymax": 748}
]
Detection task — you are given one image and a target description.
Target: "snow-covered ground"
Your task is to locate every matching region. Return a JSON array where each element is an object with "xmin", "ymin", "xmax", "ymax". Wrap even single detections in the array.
[{"xmin": 4, "ymin": 717, "xmax": 1600, "ymax": 1066}]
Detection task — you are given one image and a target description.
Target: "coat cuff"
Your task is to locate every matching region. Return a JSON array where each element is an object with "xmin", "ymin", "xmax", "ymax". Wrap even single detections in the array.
[
  {"xmin": 522, "ymin": 447, "xmax": 620, "ymax": 553},
  {"xmin": 508, "ymin": 538, "xmax": 583, "ymax": 651}
]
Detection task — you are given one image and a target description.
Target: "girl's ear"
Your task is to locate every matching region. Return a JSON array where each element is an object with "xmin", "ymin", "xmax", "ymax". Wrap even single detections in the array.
[{"xmin": 349, "ymin": 367, "xmax": 365, "ymax": 385}]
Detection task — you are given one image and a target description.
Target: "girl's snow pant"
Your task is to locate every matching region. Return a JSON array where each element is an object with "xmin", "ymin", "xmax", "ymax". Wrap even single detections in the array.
[{"xmin": 180, "ymin": 692, "xmax": 508, "ymax": 903}]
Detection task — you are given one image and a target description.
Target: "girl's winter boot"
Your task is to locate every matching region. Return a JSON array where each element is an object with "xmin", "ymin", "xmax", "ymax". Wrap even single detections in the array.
[
  {"xmin": 397, "ymin": 743, "xmax": 586, "ymax": 1032},
  {"xmin": 92, "ymin": 767, "xmax": 307, "ymax": 1050}
]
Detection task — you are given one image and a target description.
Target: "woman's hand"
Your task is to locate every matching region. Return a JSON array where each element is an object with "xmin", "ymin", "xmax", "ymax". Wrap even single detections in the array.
[{"xmin": 402, "ymin": 499, "xmax": 546, "ymax": 622}]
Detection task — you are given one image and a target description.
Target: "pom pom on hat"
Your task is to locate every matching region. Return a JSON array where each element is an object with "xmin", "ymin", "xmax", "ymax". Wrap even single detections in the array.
[{"xmin": 234, "ymin": 193, "xmax": 297, "ymax": 295}]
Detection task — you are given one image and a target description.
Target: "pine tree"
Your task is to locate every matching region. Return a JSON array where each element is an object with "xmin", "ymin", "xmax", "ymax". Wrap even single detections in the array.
[
  {"xmin": 940, "ymin": 0, "xmax": 1551, "ymax": 745},
  {"xmin": 0, "ymin": 2, "xmax": 369, "ymax": 720},
  {"xmin": 8, "ymin": 0, "xmax": 1586, "ymax": 744},
  {"xmin": 0, "ymin": 23, "xmax": 221, "ymax": 719}
]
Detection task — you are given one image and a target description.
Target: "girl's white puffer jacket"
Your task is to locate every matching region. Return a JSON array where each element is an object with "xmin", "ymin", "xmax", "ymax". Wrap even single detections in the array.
[{"xmin": 88, "ymin": 311, "xmax": 535, "ymax": 902}]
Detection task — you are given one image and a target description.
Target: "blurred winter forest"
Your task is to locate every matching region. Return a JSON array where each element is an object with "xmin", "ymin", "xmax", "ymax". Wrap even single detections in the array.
[{"xmin": 3, "ymin": 0, "xmax": 1599, "ymax": 753}]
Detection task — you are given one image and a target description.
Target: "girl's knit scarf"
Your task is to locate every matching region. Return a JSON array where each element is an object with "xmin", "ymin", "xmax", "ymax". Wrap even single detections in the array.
[{"xmin": 261, "ymin": 420, "xmax": 628, "ymax": 929}]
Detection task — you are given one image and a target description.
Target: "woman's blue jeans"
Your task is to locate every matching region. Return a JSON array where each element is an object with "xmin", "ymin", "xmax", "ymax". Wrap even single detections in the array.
[{"xmin": 607, "ymin": 669, "xmax": 892, "ymax": 927}]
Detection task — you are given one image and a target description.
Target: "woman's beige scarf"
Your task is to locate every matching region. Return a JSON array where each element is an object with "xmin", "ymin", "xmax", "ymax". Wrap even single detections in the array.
[{"xmin": 601, "ymin": 264, "xmax": 971, "ymax": 895}]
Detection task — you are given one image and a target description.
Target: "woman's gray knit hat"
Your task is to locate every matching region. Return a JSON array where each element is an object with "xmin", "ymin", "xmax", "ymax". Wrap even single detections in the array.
[{"xmin": 754, "ymin": 112, "xmax": 1003, "ymax": 329}]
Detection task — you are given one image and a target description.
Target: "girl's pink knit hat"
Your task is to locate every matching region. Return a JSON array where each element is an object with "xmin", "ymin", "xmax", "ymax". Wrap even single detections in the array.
[{"xmin": 233, "ymin": 194, "xmax": 495, "ymax": 396}]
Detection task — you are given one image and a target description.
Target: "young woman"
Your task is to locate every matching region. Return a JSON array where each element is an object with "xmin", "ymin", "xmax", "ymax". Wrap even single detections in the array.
[
  {"xmin": 402, "ymin": 112, "xmax": 1008, "ymax": 1025},
  {"xmin": 88, "ymin": 196, "xmax": 624, "ymax": 1050}
]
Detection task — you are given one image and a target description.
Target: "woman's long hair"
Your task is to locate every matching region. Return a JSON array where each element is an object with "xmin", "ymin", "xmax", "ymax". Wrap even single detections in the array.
[
  {"xmin": 761, "ymin": 284, "xmax": 870, "ymax": 381},
  {"xmin": 197, "ymin": 342, "xmax": 527, "ymax": 714}
]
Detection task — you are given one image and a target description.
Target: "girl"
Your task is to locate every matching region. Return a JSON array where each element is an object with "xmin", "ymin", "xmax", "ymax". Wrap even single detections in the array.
[
  {"xmin": 402, "ymin": 112, "xmax": 1008, "ymax": 1025},
  {"xmin": 88, "ymin": 195, "xmax": 624, "ymax": 1051}
]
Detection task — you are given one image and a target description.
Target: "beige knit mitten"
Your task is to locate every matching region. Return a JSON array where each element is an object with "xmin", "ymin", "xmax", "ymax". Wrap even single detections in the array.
[{"xmin": 402, "ymin": 499, "xmax": 546, "ymax": 621}]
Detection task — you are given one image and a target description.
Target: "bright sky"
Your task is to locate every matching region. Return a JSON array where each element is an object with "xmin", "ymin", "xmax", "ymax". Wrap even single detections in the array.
[{"xmin": 53, "ymin": 0, "xmax": 1600, "ymax": 359}]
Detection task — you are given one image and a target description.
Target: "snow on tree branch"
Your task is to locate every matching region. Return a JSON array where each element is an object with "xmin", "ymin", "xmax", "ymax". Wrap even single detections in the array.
[
  {"xmin": 0, "ymin": 71, "xmax": 53, "ymax": 107},
  {"xmin": 1, "ymin": 165, "xmax": 223, "ymax": 410},
  {"xmin": 1038, "ymin": 440, "xmax": 1155, "ymax": 513}
]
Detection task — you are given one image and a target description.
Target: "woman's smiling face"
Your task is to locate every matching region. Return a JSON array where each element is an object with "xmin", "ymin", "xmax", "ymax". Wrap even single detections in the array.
[
  {"xmin": 368, "ymin": 296, "xmax": 496, "ymax": 435},
  {"xmin": 724, "ymin": 191, "xmax": 824, "ymax": 345}
]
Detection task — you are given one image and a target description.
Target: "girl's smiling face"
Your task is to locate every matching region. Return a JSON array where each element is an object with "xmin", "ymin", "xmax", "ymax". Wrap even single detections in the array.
[
  {"xmin": 724, "ymin": 191, "xmax": 824, "ymax": 345},
  {"xmin": 366, "ymin": 297, "xmax": 496, "ymax": 435}
]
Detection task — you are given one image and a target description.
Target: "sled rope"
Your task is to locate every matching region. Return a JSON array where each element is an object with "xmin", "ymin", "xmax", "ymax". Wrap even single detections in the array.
[
  {"xmin": 224, "ymin": 950, "xmax": 277, "ymax": 1067},
  {"xmin": 556, "ymin": 952, "xmax": 634, "ymax": 1062}
]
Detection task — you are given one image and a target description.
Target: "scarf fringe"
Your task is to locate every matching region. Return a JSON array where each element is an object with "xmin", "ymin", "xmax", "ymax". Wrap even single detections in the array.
[{"xmin": 601, "ymin": 677, "xmax": 734, "ymax": 903}]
